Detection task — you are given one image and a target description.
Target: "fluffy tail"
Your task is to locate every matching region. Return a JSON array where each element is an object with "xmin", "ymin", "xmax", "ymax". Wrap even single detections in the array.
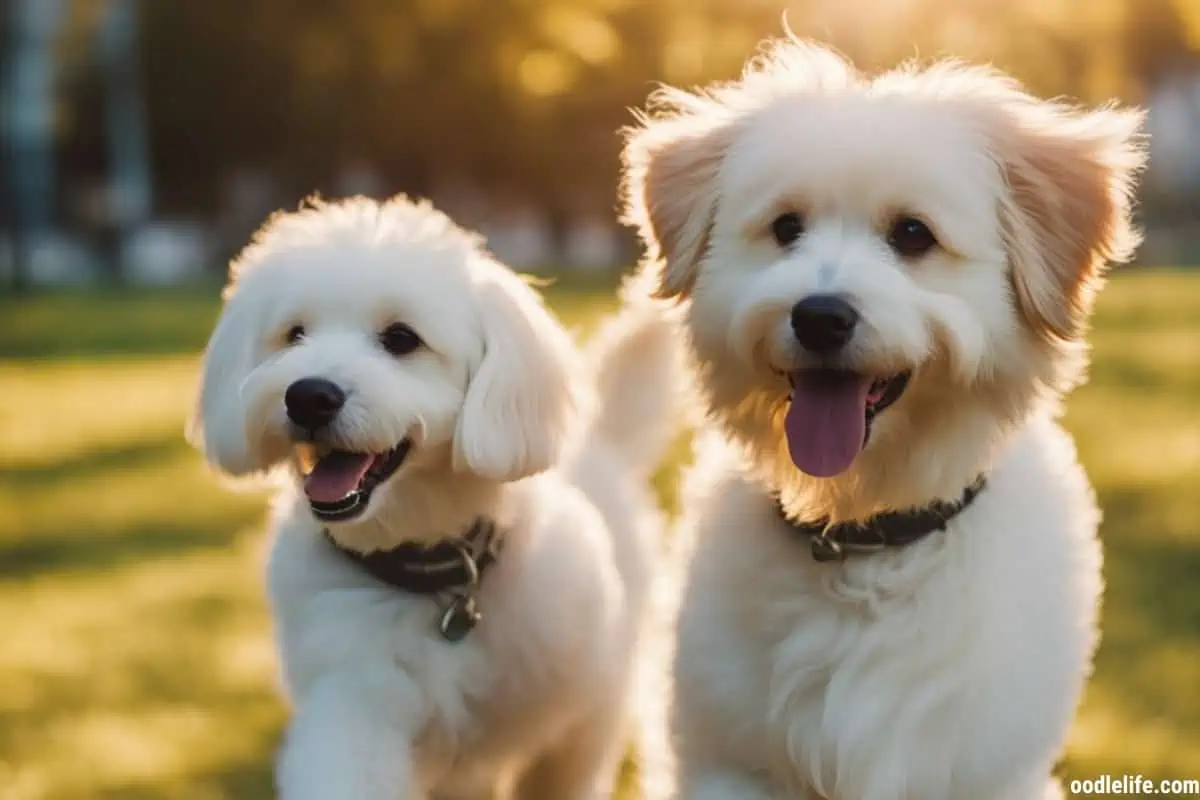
[{"xmin": 585, "ymin": 281, "xmax": 681, "ymax": 475}]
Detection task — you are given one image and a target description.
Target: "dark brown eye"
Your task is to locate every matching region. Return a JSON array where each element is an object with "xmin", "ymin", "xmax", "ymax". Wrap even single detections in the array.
[
  {"xmin": 887, "ymin": 216, "xmax": 938, "ymax": 258},
  {"xmin": 379, "ymin": 323, "xmax": 423, "ymax": 356},
  {"xmin": 285, "ymin": 325, "xmax": 305, "ymax": 344},
  {"xmin": 770, "ymin": 212, "xmax": 806, "ymax": 247}
]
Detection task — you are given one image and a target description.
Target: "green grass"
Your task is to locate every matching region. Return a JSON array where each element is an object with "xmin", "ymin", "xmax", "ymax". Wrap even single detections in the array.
[{"xmin": 1, "ymin": 269, "xmax": 1197, "ymax": 798}]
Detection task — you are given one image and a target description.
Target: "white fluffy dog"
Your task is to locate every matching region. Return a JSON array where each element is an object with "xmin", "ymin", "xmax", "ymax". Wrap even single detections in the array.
[
  {"xmin": 622, "ymin": 40, "xmax": 1146, "ymax": 799},
  {"xmin": 189, "ymin": 196, "xmax": 677, "ymax": 799}
]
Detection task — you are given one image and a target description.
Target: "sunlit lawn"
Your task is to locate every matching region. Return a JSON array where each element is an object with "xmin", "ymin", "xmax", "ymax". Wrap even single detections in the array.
[{"xmin": 1, "ymin": 269, "xmax": 1197, "ymax": 799}]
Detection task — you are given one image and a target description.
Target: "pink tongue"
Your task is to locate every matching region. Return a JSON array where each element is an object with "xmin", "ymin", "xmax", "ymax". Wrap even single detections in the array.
[
  {"xmin": 304, "ymin": 451, "xmax": 373, "ymax": 503},
  {"xmin": 784, "ymin": 372, "xmax": 871, "ymax": 478}
]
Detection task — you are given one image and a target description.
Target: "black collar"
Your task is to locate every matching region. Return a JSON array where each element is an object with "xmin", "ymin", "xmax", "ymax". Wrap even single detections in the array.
[
  {"xmin": 324, "ymin": 518, "xmax": 502, "ymax": 642},
  {"xmin": 776, "ymin": 476, "xmax": 987, "ymax": 563}
]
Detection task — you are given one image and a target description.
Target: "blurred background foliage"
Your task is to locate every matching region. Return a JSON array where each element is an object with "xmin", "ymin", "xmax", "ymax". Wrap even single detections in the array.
[
  {"xmin": 86, "ymin": 0, "xmax": 1200, "ymax": 206},
  {"xmin": 6, "ymin": 0, "xmax": 1200, "ymax": 288}
]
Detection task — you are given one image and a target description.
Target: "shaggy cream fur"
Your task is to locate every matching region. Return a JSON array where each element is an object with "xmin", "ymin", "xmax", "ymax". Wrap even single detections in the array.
[
  {"xmin": 189, "ymin": 196, "xmax": 678, "ymax": 799},
  {"xmin": 622, "ymin": 39, "xmax": 1146, "ymax": 799}
]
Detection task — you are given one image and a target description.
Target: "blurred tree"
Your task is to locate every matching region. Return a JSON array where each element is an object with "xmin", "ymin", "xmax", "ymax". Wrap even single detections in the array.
[
  {"xmin": 98, "ymin": 0, "xmax": 152, "ymax": 283},
  {"xmin": 3, "ymin": 0, "xmax": 68, "ymax": 290},
  {"xmin": 38, "ymin": 0, "xmax": 1198, "ymax": 273}
]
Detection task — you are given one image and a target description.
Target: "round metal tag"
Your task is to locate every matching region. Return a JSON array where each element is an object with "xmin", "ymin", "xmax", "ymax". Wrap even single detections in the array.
[
  {"xmin": 810, "ymin": 536, "xmax": 845, "ymax": 563},
  {"xmin": 439, "ymin": 596, "xmax": 481, "ymax": 643}
]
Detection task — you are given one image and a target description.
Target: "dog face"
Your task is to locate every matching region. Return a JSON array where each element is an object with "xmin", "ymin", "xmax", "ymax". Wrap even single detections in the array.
[
  {"xmin": 623, "ymin": 41, "xmax": 1145, "ymax": 505},
  {"xmin": 189, "ymin": 197, "xmax": 578, "ymax": 526}
]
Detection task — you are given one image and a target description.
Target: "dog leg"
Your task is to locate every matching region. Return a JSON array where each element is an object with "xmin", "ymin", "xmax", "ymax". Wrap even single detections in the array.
[{"xmin": 278, "ymin": 672, "xmax": 424, "ymax": 800}]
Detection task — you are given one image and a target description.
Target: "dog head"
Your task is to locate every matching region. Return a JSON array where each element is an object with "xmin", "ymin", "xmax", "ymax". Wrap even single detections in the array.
[
  {"xmin": 188, "ymin": 196, "xmax": 579, "ymax": 527},
  {"xmin": 622, "ymin": 40, "xmax": 1145, "ymax": 510}
]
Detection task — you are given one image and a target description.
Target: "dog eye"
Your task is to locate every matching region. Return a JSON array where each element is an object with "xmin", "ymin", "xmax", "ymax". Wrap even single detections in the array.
[
  {"xmin": 770, "ymin": 212, "xmax": 806, "ymax": 247},
  {"xmin": 379, "ymin": 323, "xmax": 423, "ymax": 356},
  {"xmin": 285, "ymin": 325, "xmax": 305, "ymax": 345},
  {"xmin": 887, "ymin": 216, "xmax": 938, "ymax": 258}
]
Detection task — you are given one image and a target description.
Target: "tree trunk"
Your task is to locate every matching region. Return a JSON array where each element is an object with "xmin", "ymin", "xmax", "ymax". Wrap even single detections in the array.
[
  {"xmin": 99, "ymin": 0, "xmax": 153, "ymax": 285},
  {"xmin": 3, "ymin": 0, "xmax": 66, "ymax": 291}
]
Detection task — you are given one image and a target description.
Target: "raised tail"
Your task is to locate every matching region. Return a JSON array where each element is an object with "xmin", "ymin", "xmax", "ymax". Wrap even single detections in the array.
[{"xmin": 585, "ymin": 281, "xmax": 682, "ymax": 476}]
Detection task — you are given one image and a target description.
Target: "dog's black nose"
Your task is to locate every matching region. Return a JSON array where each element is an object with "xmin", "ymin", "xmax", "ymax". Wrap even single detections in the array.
[
  {"xmin": 285, "ymin": 378, "xmax": 346, "ymax": 430},
  {"xmin": 790, "ymin": 295, "xmax": 859, "ymax": 355}
]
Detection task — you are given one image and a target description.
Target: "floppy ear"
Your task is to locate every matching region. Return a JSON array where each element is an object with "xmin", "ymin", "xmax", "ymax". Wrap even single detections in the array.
[
  {"xmin": 186, "ymin": 283, "xmax": 262, "ymax": 476},
  {"xmin": 993, "ymin": 101, "xmax": 1146, "ymax": 342},
  {"xmin": 621, "ymin": 93, "xmax": 736, "ymax": 300},
  {"xmin": 452, "ymin": 269, "xmax": 580, "ymax": 482}
]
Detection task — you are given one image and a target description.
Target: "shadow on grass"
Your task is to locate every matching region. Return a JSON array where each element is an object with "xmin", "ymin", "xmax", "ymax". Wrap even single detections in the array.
[
  {"xmin": 1089, "ymin": 356, "xmax": 1200, "ymax": 395},
  {"xmin": 0, "ymin": 436, "xmax": 183, "ymax": 488},
  {"xmin": 1101, "ymin": 488, "xmax": 1200, "ymax": 638},
  {"xmin": 0, "ymin": 280, "xmax": 624, "ymax": 362},
  {"xmin": 1095, "ymin": 488, "xmax": 1200, "ymax": 697},
  {"xmin": 0, "ymin": 432, "xmax": 263, "ymax": 579},
  {"xmin": 0, "ymin": 516, "xmax": 257, "ymax": 581},
  {"xmin": 94, "ymin": 759, "xmax": 275, "ymax": 800},
  {"xmin": 0, "ymin": 286, "xmax": 223, "ymax": 360},
  {"xmin": 193, "ymin": 759, "xmax": 276, "ymax": 800}
]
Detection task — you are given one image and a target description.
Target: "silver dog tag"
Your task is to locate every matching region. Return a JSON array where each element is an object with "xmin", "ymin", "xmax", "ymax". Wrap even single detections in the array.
[
  {"xmin": 439, "ymin": 595, "xmax": 481, "ymax": 643},
  {"xmin": 810, "ymin": 535, "xmax": 845, "ymax": 563}
]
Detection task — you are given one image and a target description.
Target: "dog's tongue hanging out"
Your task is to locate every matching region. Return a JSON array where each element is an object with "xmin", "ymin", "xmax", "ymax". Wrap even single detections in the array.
[
  {"xmin": 304, "ymin": 451, "xmax": 373, "ymax": 502},
  {"xmin": 784, "ymin": 371, "xmax": 871, "ymax": 478}
]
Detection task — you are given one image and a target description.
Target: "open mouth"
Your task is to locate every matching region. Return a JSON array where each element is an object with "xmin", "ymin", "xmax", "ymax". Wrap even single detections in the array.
[
  {"xmin": 862, "ymin": 371, "xmax": 911, "ymax": 420},
  {"xmin": 784, "ymin": 369, "xmax": 911, "ymax": 479},
  {"xmin": 294, "ymin": 440, "xmax": 412, "ymax": 522}
]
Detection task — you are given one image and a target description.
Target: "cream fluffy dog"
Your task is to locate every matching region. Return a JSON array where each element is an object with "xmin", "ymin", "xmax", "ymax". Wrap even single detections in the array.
[
  {"xmin": 189, "ymin": 196, "xmax": 676, "ymax": 799},
  {"xmin": 622, "ymin": 40, "xmax": 1146, "ymax": 799}
]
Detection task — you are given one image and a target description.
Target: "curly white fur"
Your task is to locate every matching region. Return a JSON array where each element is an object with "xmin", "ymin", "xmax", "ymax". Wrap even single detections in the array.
[
  {"xmin": 189, "ymin": 196, "xmax": 679, "ymax": 799},
  {"xmin": 622, "ymin": 39, "xmax": 1146, "ymax": 799}
]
